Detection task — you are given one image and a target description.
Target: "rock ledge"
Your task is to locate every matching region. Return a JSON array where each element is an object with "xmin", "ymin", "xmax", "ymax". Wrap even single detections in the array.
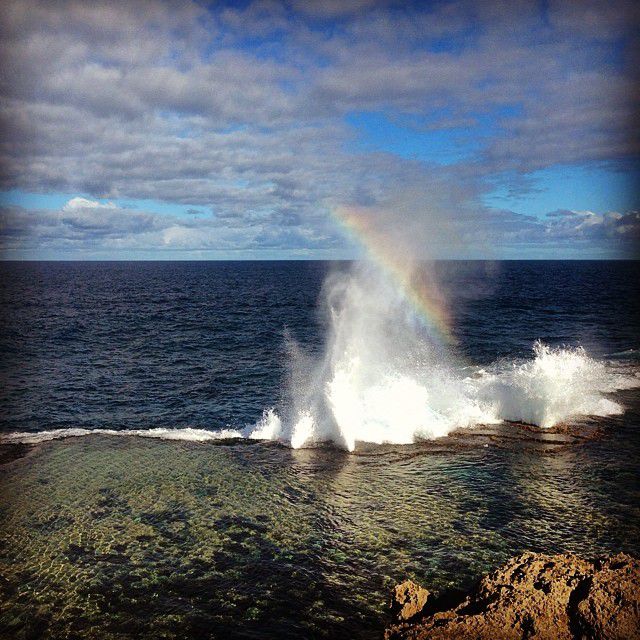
[{"xmin": 385, "ymin": 552, "xmax": 640, "ymax": 640}]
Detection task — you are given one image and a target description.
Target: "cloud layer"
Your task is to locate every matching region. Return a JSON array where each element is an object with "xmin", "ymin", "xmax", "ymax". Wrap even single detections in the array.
[
  {"xmin": 2, "ymin": 198, "xmax": 636, "ymax": 260},
  {"xmin": 0, "ymin": 0, "xmax": 638, "ymax": 258}
]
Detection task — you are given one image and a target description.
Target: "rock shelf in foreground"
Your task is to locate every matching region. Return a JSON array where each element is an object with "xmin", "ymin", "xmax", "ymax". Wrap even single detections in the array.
[{"xmin": 386, "ymin": 552, "xmax": 640, "ymax": 640}]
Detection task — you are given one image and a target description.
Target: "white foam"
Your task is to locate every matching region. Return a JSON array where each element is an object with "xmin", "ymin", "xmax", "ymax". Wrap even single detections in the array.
[
  {"xmin": 251, "ymin": 342, "xmax": 637, "ymax": 451},
  {"xmin": 471, "ymin": 342, "xmax": 631, "ymax": 428},
  {"xmin": 249, "ymin": 408, "xmax": 282, "ymax": 441},
  {"xmin": 0, "ymin": 426, "xmax": 244, "ymax": 446},
  {"xmin": 248, "ymin": 263, "xmax": 639, "ymax": 451}
]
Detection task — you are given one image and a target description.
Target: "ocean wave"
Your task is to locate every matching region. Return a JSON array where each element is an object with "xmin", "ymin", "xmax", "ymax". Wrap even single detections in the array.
[
  {"xmin": 247, "ymin": 342, "xmax": 639, "ymax": 451},
  {"xmin": 2, "ymin": 343, "xmax": 637, "ymax": 451}
]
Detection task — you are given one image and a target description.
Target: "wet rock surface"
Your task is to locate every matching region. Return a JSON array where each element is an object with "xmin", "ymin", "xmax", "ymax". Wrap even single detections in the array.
[
  {"xmin": 0, "ymin": 443, "xmax": 32, "ymax": 466},
  {"xmin": 385, "ymin": 552, "xmax": 640, "ymax": 639}
]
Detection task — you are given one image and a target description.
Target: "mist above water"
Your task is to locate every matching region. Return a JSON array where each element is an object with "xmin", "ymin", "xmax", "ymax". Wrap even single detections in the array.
[{"xmin": 250, "ymin": 260, "xmax": 638, "ymax": 451}]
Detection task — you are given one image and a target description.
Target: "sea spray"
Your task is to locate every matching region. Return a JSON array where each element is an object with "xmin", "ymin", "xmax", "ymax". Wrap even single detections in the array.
[
  {"xmin": 2, "ymin": 340, "xmax": 635, "ymax": 449},
  {"xmin": 250, "ymin": 261, "xmax": 494, "ymax": 450},
  {"xmin": 247, "ymin": 262, "xmax": 638, "ymax": 450},
  {"xmin": 472, "ymin": 341, "xmax": 630, "ymax": 428}
]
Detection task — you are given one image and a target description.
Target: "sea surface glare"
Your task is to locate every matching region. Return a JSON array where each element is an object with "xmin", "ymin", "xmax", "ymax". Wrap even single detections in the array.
[{"xmin": 0, "ymin": 260, "xmax": 638, "ymax": 639}]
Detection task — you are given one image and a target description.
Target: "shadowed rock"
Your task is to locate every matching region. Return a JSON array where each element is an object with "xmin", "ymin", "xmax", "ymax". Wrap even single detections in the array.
[{"xmin": 385, "ymin": 552, "xmax": 640, "ymax": 640}]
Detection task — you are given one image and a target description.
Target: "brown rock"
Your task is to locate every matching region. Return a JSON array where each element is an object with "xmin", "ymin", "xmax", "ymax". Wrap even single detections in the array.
[
  {"xmin": 391, "ymin": 580, "xmax": 431, "ymax": 621},
  {"xmin": 385, "ymin": 552, "xmax": 640, "ymax": 640},
  {"xmin": 575, "ymin": 554, "xmax": 640, "ymax": 640}
]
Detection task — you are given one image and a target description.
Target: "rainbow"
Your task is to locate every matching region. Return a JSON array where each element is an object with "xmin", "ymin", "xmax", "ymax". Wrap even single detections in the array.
[{"xmin": 331, "ymin": 204, "xmax": 455, "ymax": 345}]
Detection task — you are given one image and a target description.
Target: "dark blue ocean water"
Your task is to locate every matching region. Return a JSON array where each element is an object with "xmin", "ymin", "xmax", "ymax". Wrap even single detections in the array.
[{"xmin": 1, "ymin": 260, "xmax": 638, "ymax": 434}]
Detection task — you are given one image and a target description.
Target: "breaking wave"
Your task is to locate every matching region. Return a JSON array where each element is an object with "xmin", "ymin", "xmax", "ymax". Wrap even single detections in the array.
[
  {"xmin": 246, "ymin": 262, "xmax": 639, "ymax": 451},
  {"xmin": 2, "ymin": 262, "xmax": 637, "ymax": 452},
  {"xmin": 0, "ymin": 427, "xmax": 244, "ymax": 446},
  {"xmin": 1, "ymin": 342, "xmax": 636, "ymax": 450},
  {"xmin": 248, "ymin": 341, "xmax": 638, "ymax": 451}
]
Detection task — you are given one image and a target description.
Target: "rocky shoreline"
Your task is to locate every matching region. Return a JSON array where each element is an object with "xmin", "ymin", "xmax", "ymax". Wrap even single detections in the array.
[{"xmin": 386, "ymin": 552, "xmax": 640, "ymax": 639}]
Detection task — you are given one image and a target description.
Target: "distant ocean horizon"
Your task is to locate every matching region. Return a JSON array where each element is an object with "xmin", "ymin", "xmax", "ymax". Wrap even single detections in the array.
[{"xmin": 2, "ymin": 257, "xmax": 638, "ymax": 261}]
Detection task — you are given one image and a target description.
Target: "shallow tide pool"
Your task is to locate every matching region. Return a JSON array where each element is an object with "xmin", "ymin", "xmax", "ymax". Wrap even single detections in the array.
[{"xmin": 1, "ymin": 400, "xmax": 639, "ymax": 640}]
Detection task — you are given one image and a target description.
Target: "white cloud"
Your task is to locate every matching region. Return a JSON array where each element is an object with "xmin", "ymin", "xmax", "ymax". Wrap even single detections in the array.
[
  {"xmin": 0, "ymin": 0, "xmax": 637, "ymax": 257},
  {"xmin": 62, "ymin": 197, "xmax": 116, "ymax": 211},
  {"xmin": 2, "ymin": 198, "xmax": 637, "ymax": 260},
  {"xmin": 542, "ymin": 209, "xmax": 640, "ymax": 241}
]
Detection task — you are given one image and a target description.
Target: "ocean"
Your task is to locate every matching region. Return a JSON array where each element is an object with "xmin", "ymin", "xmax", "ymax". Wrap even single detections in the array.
[{"xmin": 0, "ymin": 260, "xmax": 639, "ymax": 639}]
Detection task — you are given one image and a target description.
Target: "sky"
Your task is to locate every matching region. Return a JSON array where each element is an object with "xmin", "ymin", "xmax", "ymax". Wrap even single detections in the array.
[{"xmin": 0, "ymin": 0, "xmax": 638, "ymax": 260}]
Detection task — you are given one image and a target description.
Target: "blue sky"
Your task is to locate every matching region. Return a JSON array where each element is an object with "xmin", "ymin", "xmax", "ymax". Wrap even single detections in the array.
[
  {"xmin": 0, "ymin": 0, "xmax": 638, "ymax": 259},
  {"xmin": 483, "ymin": 163, "xmax": 640, "ymax": 217}
]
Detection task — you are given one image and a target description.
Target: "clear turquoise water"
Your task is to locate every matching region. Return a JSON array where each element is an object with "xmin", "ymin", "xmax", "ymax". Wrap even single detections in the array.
[{"xmin": 1, "ymin": 397, "xmax": 639, "ymax": 639}]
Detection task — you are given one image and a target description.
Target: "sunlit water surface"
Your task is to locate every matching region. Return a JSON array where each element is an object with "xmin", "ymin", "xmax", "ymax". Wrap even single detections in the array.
[{"xmin": 1, "ymin": 398, "xmax": 640, "ymax": 639}]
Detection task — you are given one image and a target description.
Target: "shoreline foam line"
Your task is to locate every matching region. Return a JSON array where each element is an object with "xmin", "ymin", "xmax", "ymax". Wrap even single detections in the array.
[{"xmin": 0, "ymin": 427, "xmax": 247, "ymax": 446}]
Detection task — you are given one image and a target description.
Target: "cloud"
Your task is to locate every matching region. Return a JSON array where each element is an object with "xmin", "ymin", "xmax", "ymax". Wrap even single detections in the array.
[
  {"xmin": 0, "ymin": 196, "xmax": 345, "ymax": 256},
  {"xmin": 0, "ymin": 0, "xmax": 638, "ymax": 257},
  {"xmin": 288, "ymin": 0, "xmax": 384, "ymax": 19},
  {"xmin": 62, "ymin": 197, "xmax": 116, "ymax": 211},
  {"xmin": 542, "ymin": 209, "xmax": 640, "ymax": 241},
  {"xmin": 2, "ymin": 195, "xmax": 636, "ymax": 260}
]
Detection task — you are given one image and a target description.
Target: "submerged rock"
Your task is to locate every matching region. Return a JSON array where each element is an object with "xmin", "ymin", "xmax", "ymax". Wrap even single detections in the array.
[{"xmin": 385, "ymin": 552, "xmax": 640, "ymax": 640}]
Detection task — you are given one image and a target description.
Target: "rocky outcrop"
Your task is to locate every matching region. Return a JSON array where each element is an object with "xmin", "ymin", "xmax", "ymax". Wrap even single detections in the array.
[
  {"xmin": 391, "ymin": 580, "xmax": 432, "ymax": 621},
  {"xmin": 385, "ymin": 552, "xmax": 640, "ymax": 640}
]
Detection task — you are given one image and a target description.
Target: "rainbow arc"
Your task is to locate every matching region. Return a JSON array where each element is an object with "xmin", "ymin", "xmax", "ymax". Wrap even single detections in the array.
[{"xmin": 332, "ymin": 204, "xmax": 455, "ymax": 345}]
